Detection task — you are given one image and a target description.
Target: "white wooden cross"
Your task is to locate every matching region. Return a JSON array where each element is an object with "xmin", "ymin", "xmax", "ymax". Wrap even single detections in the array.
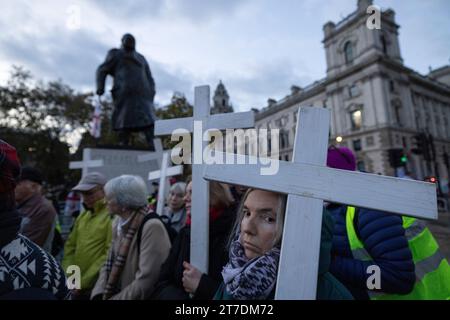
[
  {"xmin": 148, "ymin": 152, "xmax": 184, "ymax": 216},
  {"xmin": 69, "ymin": 148, "xmax": 104, "ymax": 178},
  {"xmin": 203, "ymin": 106, "xmax": 437, "ymax": 299},
  {"xmin": 154, "ymin": 85, "xmax": 255, "ymax": 274}
]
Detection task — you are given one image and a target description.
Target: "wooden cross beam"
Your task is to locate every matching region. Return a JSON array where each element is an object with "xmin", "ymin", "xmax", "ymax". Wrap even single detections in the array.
[
  {"xmin": 203, "ymin": 107, "xmax": 437, "ymax": 299},
  {"xmin": 69, "ymin": 149, "xmax": 104, "ymax": 178},
  {"xmin": 147, "ymin": 152, "xmax": 184, "ymax": 216},
  {"xmin": 154, "ymin": 85, "xmax": 255, "ymax": 274}
]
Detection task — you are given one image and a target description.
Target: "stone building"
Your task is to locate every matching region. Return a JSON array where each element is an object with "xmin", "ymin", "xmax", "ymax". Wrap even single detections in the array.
[{"xmin": 254, "ymin": 0, "xmax": 450, "ymax": 187}]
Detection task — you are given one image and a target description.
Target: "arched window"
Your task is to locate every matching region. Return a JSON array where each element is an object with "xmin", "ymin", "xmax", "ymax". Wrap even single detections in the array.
[{"xmin": 344, "ymin": 41, "xmax": 354, "ymax": 63}]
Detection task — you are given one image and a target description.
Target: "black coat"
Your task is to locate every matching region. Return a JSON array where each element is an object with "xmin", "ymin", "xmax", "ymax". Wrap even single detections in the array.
[
  {"xmin": 96, "ymin": 48, "xmax": 156, "ymax": 131},
  {"xmin": 152, "ymin": 205, "xmax": 236, "ymax": 300}
]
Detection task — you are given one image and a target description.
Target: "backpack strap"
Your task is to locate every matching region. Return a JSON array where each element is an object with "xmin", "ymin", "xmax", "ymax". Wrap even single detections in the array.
[{"xmin": 136, "ymin": 212, "xmax": 159, "ymax": 254}]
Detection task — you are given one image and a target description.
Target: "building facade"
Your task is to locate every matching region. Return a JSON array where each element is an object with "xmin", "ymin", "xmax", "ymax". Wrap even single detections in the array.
[{"xmin": 254, "ymin": 0, "xmax": 450, "ymax": 188}]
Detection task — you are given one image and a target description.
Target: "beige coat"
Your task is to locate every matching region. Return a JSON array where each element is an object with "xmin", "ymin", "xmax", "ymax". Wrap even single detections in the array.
[{"xmin": 91, "ymin": 217, "xmax": 171, "ymax": 300}]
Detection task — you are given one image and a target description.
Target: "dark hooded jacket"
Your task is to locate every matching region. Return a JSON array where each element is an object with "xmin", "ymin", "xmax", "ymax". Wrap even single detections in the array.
[{"xmin": 152, "ymin": 205, "xmax": 236, "ymax": 300}]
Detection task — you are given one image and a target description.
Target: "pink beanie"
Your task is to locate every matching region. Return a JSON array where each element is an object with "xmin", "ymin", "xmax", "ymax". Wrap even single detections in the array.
[{"xmin": 327, "ymin": 146, "xmax": 356, "ymax": 171}]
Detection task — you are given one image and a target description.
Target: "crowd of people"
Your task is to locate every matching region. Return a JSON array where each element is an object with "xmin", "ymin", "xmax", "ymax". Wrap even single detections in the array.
[{"xmin": 1, "ymin": 138, "xmax": 449, "ymax": 300}]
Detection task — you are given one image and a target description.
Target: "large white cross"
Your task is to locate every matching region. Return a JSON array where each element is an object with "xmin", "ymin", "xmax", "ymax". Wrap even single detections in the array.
[
  {"xmin": 203, "ymin": 107, "xmax": 437, "ymax": 299},
  {"xmin": 148, "ymin": 152, "xmax": 184, "ymax": 216},
  {"xmin": 154, "ymin": 85, "xmax": 255, "ymax": 273},
  {"xmin": 69, "ymin": 148, "xmax": 104, "ymax": 178}
]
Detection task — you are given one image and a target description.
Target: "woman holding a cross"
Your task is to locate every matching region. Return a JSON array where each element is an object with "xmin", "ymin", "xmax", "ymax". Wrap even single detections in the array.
[
  {"xmin": 152, "ymin": 180, "xmax": 237, "ymax": 300},
  {"xmin": 214, "ymin": 188, "xmax": 353, "ymax": 300}
]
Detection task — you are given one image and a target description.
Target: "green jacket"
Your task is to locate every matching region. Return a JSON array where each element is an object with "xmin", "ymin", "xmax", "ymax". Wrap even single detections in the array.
[
  {"xmin": 214, "ymin": 209, "xmax": 353, "ymax": 300},
  {"xmin": 62, "ymin": 199, "xmax": 112, "ymax": 291}
]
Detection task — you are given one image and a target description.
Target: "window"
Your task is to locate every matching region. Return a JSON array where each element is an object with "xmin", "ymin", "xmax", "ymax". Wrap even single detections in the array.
[
  {"xmin": 381, "ymin": 35, "xmax": 388, "ymax": 55},
  {"xmin": 275, "ymin": 118, "xmax": 282, "ymax": 127},
  {"xmin": 349, "ymin": 84, "xmax": 359, "ymax": 98},
  {"xmin": 357, "ymin": 160, "xmax": 366, "ymax": 172},
  {"xmin": 394, "ymin": 105, "xmax": 402, "ymax": 126},
  {"xmin": 344, "ymin": 41, "xmax": 354, "ymax": 64},
  {"xmin": 350, "ymin": 109, "xmax": 362, "ymax": 130},
  {"xmin": 389, "ymin": 80, "xmax": 395, "ymax": 92},
  {"xmin": 366, "ymin": 136, "xmax": 374, "ymax": 147},
  {"xmin": 353, "ymin": 139, "xmax": 362, "ymax": 151},
  {"xmin": 280, "ymin": 130, "xmax": 289, "ymax": 149}
]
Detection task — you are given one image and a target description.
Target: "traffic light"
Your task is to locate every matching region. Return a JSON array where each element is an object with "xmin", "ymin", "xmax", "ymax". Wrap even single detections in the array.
[
  {"xmin": 425, "ymin": 176, "xmax": 437, "ymax": 183},
  {"xmin": 388, "ymin": 148, "xmax": 407, "ymax": 168},
  {"xmin": 400, "ymin": 153, "xmax": 408, "ymax": 164}
]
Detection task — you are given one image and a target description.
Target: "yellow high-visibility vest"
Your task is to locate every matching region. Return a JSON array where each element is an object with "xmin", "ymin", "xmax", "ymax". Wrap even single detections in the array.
[{"xmin": 346, "ymin": 206, "xmax": 450, "ymax": 300}]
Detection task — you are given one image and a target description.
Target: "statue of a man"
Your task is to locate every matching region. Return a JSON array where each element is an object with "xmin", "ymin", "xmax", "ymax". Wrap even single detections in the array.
[{"xmin": 96, "ymin": 33, "xmax": 156, "ymax": 150}]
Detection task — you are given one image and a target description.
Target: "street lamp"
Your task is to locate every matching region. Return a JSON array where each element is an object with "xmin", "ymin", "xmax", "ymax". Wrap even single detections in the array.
[{"xmin": 336, "ymin": 136, "xmax": 343, "ymax": 143}]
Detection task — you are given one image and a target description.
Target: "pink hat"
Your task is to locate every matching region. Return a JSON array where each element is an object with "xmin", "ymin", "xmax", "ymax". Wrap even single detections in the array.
[{"xmin": 327, "ymin": 146, "xmax": 356, "ymax": 171}]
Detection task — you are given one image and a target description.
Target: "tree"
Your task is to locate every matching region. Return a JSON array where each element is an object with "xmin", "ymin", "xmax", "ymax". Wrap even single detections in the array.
[
  {"xmin": 0, "ymin": 66, "xmax": 93, "ymax": 190},
  {"xmin": 155, "ymin": 92, "xmax": 193, "ymax": 150}
]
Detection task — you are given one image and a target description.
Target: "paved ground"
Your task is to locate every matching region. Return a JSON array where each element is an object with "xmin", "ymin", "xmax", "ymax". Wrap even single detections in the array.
[{"xmin": 426, "ymin": 210, "xmax": 450, "ymax": 262}]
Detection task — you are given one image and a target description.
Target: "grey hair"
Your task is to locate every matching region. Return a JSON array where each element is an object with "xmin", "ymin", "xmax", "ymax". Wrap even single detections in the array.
[
  {"xmin": 169, "ymin": 182, "xmax": 187, "ymax": 195},
  {"xmin": 227, "ymin": 188, "xmax": 287, "ymax": 250},
  {"xmin": 104, "ymin": 175, "xmax": 148, "ymax": 210}
]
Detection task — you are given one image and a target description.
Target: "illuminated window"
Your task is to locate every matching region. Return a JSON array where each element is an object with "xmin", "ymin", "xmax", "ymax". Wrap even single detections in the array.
[{"xmin": 350, "ymin": 109, "xmax": 362, "ymax": 130}]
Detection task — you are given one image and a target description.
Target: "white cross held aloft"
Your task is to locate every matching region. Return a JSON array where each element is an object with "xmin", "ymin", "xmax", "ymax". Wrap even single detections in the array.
[
  {"xmin": 148, "ymin": 152, "xmax": 184, "ymax": 216},
  {"xmin": 154, "ymin": 85, "xmax": 255, "ymax": 274},
  {"xmin": 69, "ymin": 149, "xmax": 104, "ymax": 178},
  {"xmin": 203, "ymin": 106, "xmax": 437, "ymax": 300}
]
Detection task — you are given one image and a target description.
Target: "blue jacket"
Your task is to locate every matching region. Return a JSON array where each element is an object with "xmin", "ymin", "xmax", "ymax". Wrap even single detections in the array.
[{"xmin": 328, "ymin": 204, "xmax": 415, "ymax": 300}]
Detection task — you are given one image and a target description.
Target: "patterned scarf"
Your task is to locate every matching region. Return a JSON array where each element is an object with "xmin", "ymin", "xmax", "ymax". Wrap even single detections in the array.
[
  {"xmin": 221, "ymin": 233, "xmax": 280, "ymax": 300},
  {"xmin": 103, "ymin": 206, "xmax": 147, "ymax": 300}
]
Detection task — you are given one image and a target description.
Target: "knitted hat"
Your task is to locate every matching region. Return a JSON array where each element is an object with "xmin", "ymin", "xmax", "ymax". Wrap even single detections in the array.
[{"xmin": 327, "ymin": 146, "xmax": 356, "ymax": 171}]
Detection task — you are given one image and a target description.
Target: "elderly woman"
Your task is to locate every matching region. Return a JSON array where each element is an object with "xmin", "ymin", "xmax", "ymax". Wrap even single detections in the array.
[
  {"xmin": 91, "ymin": 175, "xmax": 171, "ymax": 300},
  {"xmin": 161, "ymin": 182, "xmax": 187, "ymax": 234},
  {"xmin": 153, "ymin": 180, "xmax": 236, "ymax": 300},
  {"xmin": 214, "ymin": 188, "xmax": 353, "ymax": 300}
]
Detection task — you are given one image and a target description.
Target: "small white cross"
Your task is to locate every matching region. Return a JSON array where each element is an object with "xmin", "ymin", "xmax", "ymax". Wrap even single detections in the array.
[
  {"xmin": 147, "ymin": 152, "xmax": 184, "ymax": 216},
  {"xmin": 69, "ymin": 149, "xmax": 104, "ymax": 178}
]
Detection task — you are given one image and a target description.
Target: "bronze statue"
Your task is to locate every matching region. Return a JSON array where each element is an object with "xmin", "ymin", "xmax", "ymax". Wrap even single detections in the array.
[{"xmin": 96, "ymin": 33, "xmax": 156, "ymax": 150}]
